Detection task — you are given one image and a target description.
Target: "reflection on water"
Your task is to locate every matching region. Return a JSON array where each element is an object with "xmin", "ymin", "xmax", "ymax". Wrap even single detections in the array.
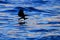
[{"xmin": 0, "ymin": 0, "xmax": 60, "ymax": 40}]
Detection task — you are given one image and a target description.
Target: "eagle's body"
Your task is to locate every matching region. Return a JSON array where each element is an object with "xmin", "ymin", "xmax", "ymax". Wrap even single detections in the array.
[
  {"xmin": 18, "ymin": 9, "xmax": 25, "ymax": 19},
  {"xmin": 18, "ymin": 9, "xmax": 27, "ymax": 20}
]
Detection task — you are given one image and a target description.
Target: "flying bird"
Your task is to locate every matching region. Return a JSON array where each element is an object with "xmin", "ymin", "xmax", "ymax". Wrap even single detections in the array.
[
  {"xmin": 18, "ymin": 9, "xmax": 28, "ymax": 25},
  {"xmin": 18, "ymin": 9, "xmax": 27, "ymax": 20}
]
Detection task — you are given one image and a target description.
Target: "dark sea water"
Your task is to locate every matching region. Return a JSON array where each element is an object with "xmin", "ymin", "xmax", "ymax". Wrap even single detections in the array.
[{"xmin": 0, "ymin": 0, "xmax": 60, "ymax": 40}]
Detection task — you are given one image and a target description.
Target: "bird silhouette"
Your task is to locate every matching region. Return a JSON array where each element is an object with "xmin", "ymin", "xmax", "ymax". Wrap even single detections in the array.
[
  {"xmin": 18, "ymin": 9, "xmax": 28, "ymax": 25},
  {"xmin": 18, "ymin": 9, "xmax": 27, "ymax": 20}
]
